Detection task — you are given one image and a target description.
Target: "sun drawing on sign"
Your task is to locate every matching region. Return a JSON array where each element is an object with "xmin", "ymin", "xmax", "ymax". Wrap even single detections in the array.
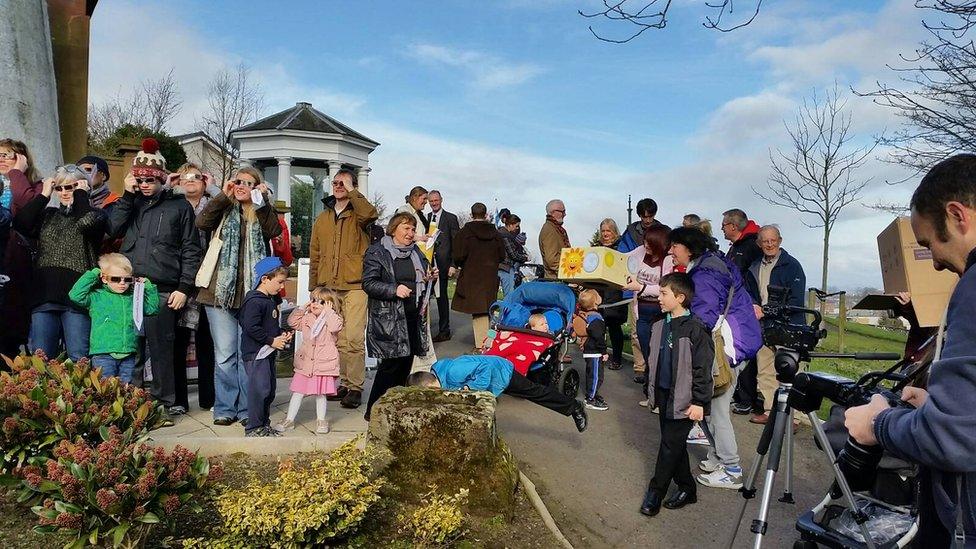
[{"xmin": 562, "ymin": 248, "xmax": 586, "ymax": 277}]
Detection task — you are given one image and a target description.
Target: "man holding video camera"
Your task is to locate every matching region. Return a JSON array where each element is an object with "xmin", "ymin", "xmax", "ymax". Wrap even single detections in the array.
[{"xmin": 846, "ymin": 154, "xmax": 976, "ymax": 546}]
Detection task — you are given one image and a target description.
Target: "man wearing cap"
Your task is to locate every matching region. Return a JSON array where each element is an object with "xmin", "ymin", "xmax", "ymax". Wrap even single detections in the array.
[
  {"xmin": 108, "ymin": 139, "xmax": 203, "ymax": 417},
  {"xmin": 309, "ymin": 168, "xmax": 378, "ymax": 409},
  {"xmin": 76, "ymin": 155, "xmax": 118, "ymax": 210}
]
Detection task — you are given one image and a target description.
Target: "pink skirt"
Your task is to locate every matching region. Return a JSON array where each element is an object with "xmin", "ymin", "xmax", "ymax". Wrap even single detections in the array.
[{"xmin": 290, "ymin": 374, "xmax": 339, "ymax": 396}]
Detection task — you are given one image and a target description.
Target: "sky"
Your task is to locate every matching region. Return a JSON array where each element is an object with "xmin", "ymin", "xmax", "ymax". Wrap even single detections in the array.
[{"xmin": 88, "ymin": 0, "xmax": 934, "ymax": 290}]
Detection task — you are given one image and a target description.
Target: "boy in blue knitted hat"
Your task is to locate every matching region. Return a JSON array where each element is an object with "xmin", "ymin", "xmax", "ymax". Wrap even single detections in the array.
[{"xmin": 239, "ymin": 256, "xmax": 292, "ymax": 437}]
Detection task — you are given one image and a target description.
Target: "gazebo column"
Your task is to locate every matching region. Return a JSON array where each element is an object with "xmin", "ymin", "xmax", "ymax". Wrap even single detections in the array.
[
  {"xmin": 276, "ymin": 156, "xmax": 293, "ymax": 225},
  {"xmin": 357, "ymin": 166, "xmax": 371, "ymax": 197}
]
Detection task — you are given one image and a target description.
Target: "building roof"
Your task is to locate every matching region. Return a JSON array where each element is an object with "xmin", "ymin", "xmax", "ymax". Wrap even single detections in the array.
[
  {"xmin": 232, "ymin": 102, "xmax": 378, "ymax": 147},
  {"xmin": 174, "ymin": 131, "xmax": 233, "ymax": 158}
]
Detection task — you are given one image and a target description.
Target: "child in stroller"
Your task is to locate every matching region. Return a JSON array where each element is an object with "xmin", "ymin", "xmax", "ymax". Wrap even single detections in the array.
[{"xmin": 485, "ymin": 281, "xmax": 586, "ymax": 399}]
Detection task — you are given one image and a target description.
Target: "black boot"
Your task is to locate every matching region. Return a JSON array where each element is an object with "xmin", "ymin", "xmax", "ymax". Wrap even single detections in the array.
[
  {"xmin": 664, "ymin": 490, "xmax": 697, "ymax": 510},
  {"xmin": 640, "ymin": 490, "xmax": 663, "ymax": 517}
]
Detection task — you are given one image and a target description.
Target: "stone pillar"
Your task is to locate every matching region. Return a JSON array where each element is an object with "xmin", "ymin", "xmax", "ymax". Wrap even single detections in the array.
[
  {"xmin": 0, "ymin": 0, "xmax": 63, "ymax": 173},
  {"xmin": 46, "ymin": 0, "xmax": 94, "ymax": 164},
  {"xmin": 357, "ymin": 166, "xmax": 371, "ymax": 197},
  {"xmin": 327, "ymin": 160, "xmax": 343, "ymax": 197},
  {"xmin": 276, "ymin": 156, "xmax": 293, "ymax": 225}
]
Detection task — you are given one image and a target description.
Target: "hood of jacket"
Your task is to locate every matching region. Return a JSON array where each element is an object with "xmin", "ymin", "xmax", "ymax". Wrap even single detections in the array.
[
  {"xmin": 737, "ymin": 220, "xmax": 761, "ymax": 240},
  {"xmin": 467, "ymin": 220, "xmax": 499, "ymax": 240}
]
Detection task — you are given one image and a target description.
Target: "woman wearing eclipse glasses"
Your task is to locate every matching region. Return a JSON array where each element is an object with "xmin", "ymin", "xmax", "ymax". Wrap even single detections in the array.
[
  {"xmin": 13, "ymin": 164, "xmax": 107, "ymax": 361},
  {"xmin": 195, "ymin": 166, "xmax": 281, "ymax": 427}
]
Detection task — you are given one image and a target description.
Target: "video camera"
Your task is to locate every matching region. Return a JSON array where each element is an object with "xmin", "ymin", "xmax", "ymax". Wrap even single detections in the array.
[{"xmin": 760, "ymin": 285, "xmax": 826, "ymax": 357}]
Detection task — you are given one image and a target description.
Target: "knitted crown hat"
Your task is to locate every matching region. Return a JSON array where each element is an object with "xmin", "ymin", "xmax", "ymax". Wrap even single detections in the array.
[{"xmin": 131, "ymin": 138, "xmax": 167, "ymax": 179}]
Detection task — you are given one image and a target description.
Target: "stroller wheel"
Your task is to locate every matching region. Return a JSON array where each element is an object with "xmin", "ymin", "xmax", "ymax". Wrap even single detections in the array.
[{"xmin": 558, "ymin": 368, "xmax": 580, "ymax": 399}]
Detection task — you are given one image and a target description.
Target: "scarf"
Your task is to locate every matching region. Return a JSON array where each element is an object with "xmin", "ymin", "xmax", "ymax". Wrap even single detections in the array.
[
  {"xmin": 214, "ymin": 205, "xmax": 266, "ymax": 308},
  {"xmin": 546, "ymin": 215, "xmax": 570, "ymax": 247},
  {"xmin": 89, "ymin": 184, "xmax": 110, "ymax": 209},
  {"xmin": 381, "ymin": 235, "xmax": 426, "ymax": 305}
]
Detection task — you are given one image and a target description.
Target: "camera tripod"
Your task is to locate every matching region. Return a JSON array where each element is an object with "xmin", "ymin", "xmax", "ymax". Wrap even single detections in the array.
[{"xmin": 725, "ymin": 349, "xmax": 891, "ymax": 549}]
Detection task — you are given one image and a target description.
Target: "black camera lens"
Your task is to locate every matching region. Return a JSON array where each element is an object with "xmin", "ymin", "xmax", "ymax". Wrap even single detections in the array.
[{"xmin": 835, "ymin": 437, "xmax": 884, "ymax": 493}]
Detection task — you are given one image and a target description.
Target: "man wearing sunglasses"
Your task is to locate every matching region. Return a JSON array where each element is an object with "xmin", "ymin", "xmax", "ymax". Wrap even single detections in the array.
[
  {"xmin": 309, "ymin": 168, "xmax": 378, "ymax": 409},
  {"xmin": 108, "ymin": 138, "xmax": 202, "ymax": 417}
]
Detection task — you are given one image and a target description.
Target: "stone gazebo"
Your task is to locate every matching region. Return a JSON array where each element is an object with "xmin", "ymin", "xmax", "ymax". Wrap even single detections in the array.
[{"xmin": 228, "ymin": 102, "xmax": 379, "ymax": 224}]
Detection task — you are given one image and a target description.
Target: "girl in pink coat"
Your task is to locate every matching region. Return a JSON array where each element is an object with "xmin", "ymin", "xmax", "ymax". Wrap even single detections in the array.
[{"xmin": 274, "ymin": 286, "xmax": 344, "ymax": 434}]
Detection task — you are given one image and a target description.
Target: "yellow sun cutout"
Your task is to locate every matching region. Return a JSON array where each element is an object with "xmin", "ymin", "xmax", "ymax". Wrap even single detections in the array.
[{"xmin": 562, "ymin": 248, "xmax": 586, "ymax": 277}]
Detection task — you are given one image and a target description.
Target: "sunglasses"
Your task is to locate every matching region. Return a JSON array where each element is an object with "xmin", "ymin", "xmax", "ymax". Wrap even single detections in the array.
[
  {"xmin": 106, "ymin": 276, "xmax": 134, "ymax": 283},
  {"xmin": 135, "ymin": 178, "xmax": 159, "ymax": 185},
  {"xmin": 54, "ymin": 184, "xmax": 77, "ymax": 192},
  {"xmin": 233, "ymin": 179, "xmax": 256, "ymax": 188},
  {"xmin": 0, "ymin": 152, "xmax": 16, "ymax": 160}
]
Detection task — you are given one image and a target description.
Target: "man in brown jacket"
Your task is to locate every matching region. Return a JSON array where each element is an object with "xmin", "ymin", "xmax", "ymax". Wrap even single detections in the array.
[
  {"xmin": 309, "ymin": 168, "xmax": 378, "ymax": 408},
  {"xmin": 539, "ymin": 199, "xmax": 570, "ymax": 279},
  {"xmin": 452, "ymin": 202, "xmax": 505, "ymax": 350}
]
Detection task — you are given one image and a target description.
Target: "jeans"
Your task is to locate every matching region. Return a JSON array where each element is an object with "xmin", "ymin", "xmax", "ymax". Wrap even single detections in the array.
[
  {"xmin": 606, "ymin": 319, "xmax": 625, "ymax": 365},
  {"xmin": 244, "ymin": 356, "xmax": 276, "ymax": 433},
  {"xmin": 647, "ymin": 387, "xmax": 696, "ymax": 496},
  {"xmin": 636, "ymin": 303, "xmax": 663, "ymax": 367},
  {"xmin": 498, "ymin": 269, "xmax": 515, "ymax": 297},
  {"xmin": 29, "ymin": 307, "xmax": 91, "ymax": 361},
  {"xmin": 92, "ymin": 354, "xmax": 137, "ymax": 383},
  {"xmin": 207, "ymin": 306, "xmax": 248, "ymax": 420},
  {"xmin": 584, "ymin": 356, "xmax": 604, "ymax": 400},
  {"xmin": 704, "ymin": 366, "xmax": 740, "ymax": 468}
]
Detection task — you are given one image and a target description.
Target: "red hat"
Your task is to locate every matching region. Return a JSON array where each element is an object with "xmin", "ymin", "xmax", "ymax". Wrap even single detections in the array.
[{"xmin": 131, "ymin": 138, "xmax": 167, "ymax": 180}]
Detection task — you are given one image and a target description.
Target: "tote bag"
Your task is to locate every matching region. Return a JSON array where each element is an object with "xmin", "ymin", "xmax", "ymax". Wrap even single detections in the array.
[{"xmin": 195, "ymin": 213, "xmax": 226, "ymax": 288}]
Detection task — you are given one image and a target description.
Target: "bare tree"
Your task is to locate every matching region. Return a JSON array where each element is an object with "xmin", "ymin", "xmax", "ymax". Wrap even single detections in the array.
[
  {"xmin": 87, "ymin": 67, "xmax": 182, "ymax": 150},
  {"xmin": 142, "ymin": 68, "xmax": 182, "ymax": 133},
  {"xmin": 859, "ymin": 1, "xmax": 976, "ymax": 176},
  {"xmin": 370, "ymin": 191, "xmax": 390, "ymax": 223},
  {"xmin": 197, "ymin": 63, "xmax": 265, "ymax": 182},
  {"xmin": 755, "ymin": 85, "xmax": 877, "ymax": 304},
  {"xmin": 579, "ymin": 0, "xmax": 762, "ymax": 43}
]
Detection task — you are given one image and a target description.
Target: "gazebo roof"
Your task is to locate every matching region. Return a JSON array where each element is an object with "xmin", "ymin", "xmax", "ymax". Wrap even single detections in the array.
[{"xmin": 234, "ymin": 102, "xmax": 378, "ymax": 147}]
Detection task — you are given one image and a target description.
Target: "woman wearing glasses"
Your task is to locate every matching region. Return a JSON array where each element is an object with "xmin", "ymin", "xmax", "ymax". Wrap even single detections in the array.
[
  {"xmin": 13, "ymin": 165, "xmax": 107, "ymax": 360},
  {"xmin": 195, "ymin": 167, "xmax": 281, "ymax": 427},
  {"xmin": 0, "ymin": 138, "xmax": 42, "ymax": 359}
]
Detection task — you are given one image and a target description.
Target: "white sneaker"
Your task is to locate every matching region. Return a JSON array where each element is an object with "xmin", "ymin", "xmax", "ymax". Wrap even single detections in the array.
[
  {"xmin": 697, "ymin": 466, "xmax": 743, "ymax": 490},
  {"xmin": 273, "ymin": 419, "xmax": 295, "ymax": 433},
  {"xmin": 687, "ymin": 424, "xmax": 709, "ymax": 445},
  {"xmin": 315, "ymin": 420, "xmax": 330, "ymax": 434},
  {"xmin": 699, "ymin": 457, "xmax": 722, "ymax": 473},
  {"xmin": 638, "ymin": 399, "xmax": 649, "ymax": 407}
]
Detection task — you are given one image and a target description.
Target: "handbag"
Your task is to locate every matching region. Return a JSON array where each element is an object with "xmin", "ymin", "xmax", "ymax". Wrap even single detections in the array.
[
  {"xmin": 195, "ymin": 213, "xmax": 226, "ymax": 288},
  {"xmin": 712, "ymin": 285, "xmax": 735, "ymax": 397}
]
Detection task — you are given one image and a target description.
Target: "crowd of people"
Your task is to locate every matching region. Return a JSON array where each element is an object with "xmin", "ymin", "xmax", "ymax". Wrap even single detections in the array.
[{"xmin": 2, "ymin": 133, "xmax": 974, "ymax": 542}]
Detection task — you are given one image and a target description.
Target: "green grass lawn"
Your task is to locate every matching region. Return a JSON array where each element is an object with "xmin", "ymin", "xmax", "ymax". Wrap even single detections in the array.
[{"xmin": 808, "ymin": 318, "xmax": 906, "ymax": 381}]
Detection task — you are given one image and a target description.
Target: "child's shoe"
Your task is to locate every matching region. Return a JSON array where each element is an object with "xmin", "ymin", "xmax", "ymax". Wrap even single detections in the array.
[
  {"xmin": 585, "ymin": 397, "xmax": 609, "ymax": 411},
  {"xmin": 316, "ymin": 420, "xmax": 331, "ymax": 434},
  {"xmin": 273, "ymin": 419, "xmax": 295, "ymax": 433}
]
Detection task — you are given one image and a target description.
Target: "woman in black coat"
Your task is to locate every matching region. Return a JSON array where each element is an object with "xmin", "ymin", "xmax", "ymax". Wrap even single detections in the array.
[
  {"xmin": 597, "ymin": 219, "xmax": 628, "ymax": 370},
  {"xmin": 362, "ymin": 212, "xmax": 437, "ymax": 420},
  {"xmin": 14, "ymin": 165, "xmax": 106, "ymax": 360}
]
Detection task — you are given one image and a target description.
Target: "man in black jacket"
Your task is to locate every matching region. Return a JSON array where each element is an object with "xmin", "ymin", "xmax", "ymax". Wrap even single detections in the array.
[
  {"xmin": 428, "ymin": 190, "xmax": 460, "ymax": 342},
  {"xmin": 108, "ymin": 139, "xmax": 202, "ymax": 416},
  {"xmin": 723, "ymin": 208, "xmax": 765, "ymax": 415},
  {"xmin": 745, "ymin": 225, "xmax": 806, "ymax": 424}
]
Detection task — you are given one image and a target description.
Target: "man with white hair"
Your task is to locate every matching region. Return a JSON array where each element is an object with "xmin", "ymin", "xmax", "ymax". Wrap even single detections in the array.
[
  {"xmin": 539, "ymin": 199, "xmax": 569, "ymax": 279},
  {"xmin": 745, "ymin": 225, "xmax": 806, "ymax": 424}
]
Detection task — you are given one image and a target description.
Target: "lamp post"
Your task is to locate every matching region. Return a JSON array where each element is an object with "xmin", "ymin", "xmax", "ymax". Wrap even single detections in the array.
[{"xmin": 627, "ymin": 194, "xmax": 633, "ymax": 225}]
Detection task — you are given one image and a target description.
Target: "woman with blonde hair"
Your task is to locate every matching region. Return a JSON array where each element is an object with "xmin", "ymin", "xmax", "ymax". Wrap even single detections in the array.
[
  {"xmin": 195, "ymin": 166, "xmax": 282, "ymax": 426},
  {"xmin": 597, "ymin": 218, "xmax": 627, "ymax": 370}
]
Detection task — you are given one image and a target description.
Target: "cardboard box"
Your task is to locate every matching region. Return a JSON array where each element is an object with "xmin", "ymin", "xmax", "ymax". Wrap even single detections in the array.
[
  {"xmin": 557, "ymin": 246, "xmax": 633, "ymax": 288},
  {"xmin": 872, "ymin": 216, "xmax": 957, "ymax": 327}
]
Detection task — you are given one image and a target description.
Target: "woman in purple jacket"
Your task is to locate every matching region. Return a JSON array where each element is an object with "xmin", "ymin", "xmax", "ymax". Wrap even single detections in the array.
[{"xmin": 668, "ymin": 227, "xmax": 763, "ymax": 491}]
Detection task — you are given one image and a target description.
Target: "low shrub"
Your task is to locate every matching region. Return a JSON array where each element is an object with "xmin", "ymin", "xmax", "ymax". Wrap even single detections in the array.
[
  {"xmin": 0, "ymin": 354, "xmax": 164, "ymax": 474},
  {"xmin": 8, "ymin": 426, "xmax": 220, "ymax": 549},
  {"xmin": 185, "ymin": 438, "xmax": 386, "ymax": 549},
  {"xmin": 400, "ymin": 487, "xmax": 469, "ymax": 546}
]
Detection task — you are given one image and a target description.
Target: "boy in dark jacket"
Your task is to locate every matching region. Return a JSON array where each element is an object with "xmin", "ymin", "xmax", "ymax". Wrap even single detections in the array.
[
  {"xmin": 640, "ymin": 273, "xmax": 714, "ymax": 517},
  {"xmin": 239, "ymin": 257, "xmax": 292, "ymax": 437},
  {"xmin": 578, "ymin": 289, "xmax": 609, "ymax": 411}
]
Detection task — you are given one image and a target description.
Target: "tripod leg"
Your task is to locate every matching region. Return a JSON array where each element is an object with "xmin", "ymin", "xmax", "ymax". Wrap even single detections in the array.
[
  {"xmin": 806, "ymin": 412, "xmax": 878, "ymax": 549},
  {"xmin": 740, "ymin": 396, "xmax": 779, "ymax": 498},
  {"xmin": 780, "ymin": 404, "xmax": 796, "ymax": 504},
  {"xmin": 751, "ymin": 387, "xmax": 791, "ymax": 549}
]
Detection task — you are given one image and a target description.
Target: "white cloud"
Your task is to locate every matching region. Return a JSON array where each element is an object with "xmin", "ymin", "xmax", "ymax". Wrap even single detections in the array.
[{"xmin": 405, "ymin": 43, "xmax": 544, "ymax": 90}]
